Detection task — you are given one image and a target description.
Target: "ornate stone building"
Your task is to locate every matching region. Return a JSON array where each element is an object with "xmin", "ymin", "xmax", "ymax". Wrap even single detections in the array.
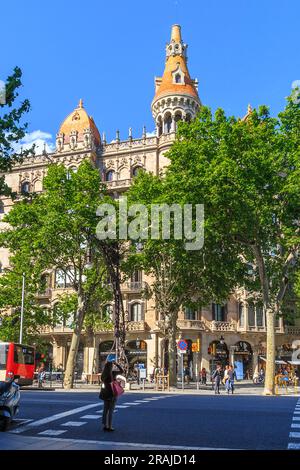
[{"xmin": 1, "ymin": 25, "xmax": 299, "ymax": 380}]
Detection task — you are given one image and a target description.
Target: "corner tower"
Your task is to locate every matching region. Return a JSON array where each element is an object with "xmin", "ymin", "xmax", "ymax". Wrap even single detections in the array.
[{"xmin": 151, "ymin": 25, "xmax": 201, "ymax": 136}]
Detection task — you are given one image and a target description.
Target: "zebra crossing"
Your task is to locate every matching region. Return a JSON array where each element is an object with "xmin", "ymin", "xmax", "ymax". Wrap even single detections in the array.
[
  {"xmin": 11, "ymin": 395, "xmax": 174, "ymax": 439},
  {"xmin": 287, "ymin": 398, "xmax": 300, "ymax": 449}
]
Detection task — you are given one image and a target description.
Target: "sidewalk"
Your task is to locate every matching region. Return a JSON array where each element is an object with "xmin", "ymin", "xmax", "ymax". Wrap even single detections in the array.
[
  {"xmin": 21, "ymin": 381, "xmax": 300, "ymax": 396},
  {"xmin": 0, "ymin": 433, "xmax": 171, "ymax": 450}
]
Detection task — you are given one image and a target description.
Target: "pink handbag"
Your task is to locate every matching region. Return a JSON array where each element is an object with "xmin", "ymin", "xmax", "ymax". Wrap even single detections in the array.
[{"xmin": 111, "ymin": 380, "xmax": 124, "ymax": 397}]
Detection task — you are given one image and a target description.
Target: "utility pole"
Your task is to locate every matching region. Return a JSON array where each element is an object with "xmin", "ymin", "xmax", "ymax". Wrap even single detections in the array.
[{"xmin": 19, "ymin": 272, "xmax": 25, "ymax": 343}]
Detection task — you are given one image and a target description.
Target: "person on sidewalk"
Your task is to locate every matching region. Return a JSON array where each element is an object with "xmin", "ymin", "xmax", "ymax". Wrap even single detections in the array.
[
  {"xmin": 100, "ymin": 360, "xmax": 123, "ymax": 432},
  {"xmin": 200, "ymin": 367, "xmax": 207, "ymax": 385},
  {"xmin": 37, "ymin": 363, "xmax": 46, "ymax": 388},
  {"xmin": 212, "ymin": 364, "xmax": 223, "ymax": 394},
  {"xmin": 226, "ymin": 365, "xmax": 237, "ymax": 394}
]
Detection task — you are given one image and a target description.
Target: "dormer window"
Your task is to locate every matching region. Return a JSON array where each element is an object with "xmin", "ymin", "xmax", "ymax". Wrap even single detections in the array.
[{"xmin": 172, "ymin": 65, "xmax": 185, "ymax": 85}]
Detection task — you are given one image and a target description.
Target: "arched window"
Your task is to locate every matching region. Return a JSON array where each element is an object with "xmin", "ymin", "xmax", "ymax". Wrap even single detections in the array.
[
  {"xmin": 132, "ymin": 166, "xmax": 142, "ymax": 177},
  {"xmin": 157, "ymin": 117, "xmax": 163, "ymax": 137},
  {"xmin": 175, "ymin": 74, "xmax": 181, "ymax": 84},
  {"xmin": 21, "ymin": 181, "xmax": 30, "ymax": 194},
  {"xmin": 130, "ymin": 303, "xmax": 143, "ymax": 322},
  {"xmin": 164, "ymin": 114, "xmax": 172, "ymax": 134},
  {"xmin": 106, "ymin": 170, "xmax": 115, "ymax": 182},
  {"xmin": 248, "ymin": 303, "xmax": 255, "ymax": 327},
  {"xmin": 256, "ymin": 305, "xmax": 264, "ymax": 327}
]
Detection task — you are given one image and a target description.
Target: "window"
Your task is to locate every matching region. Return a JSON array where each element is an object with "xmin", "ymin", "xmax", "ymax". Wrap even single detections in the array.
[
  {"xmin": 14, "ymin": 345, "xmax": 34, "ymax": 365},
  {"xmin": 55, "ymin": 269, "xmax": 65, "ymax": 288},
  {"xmin": 175, "ymin": 74, "xmax": 181, "ymax": 84},
  {"xmin": 131, "ymin": 270, "xmax": 142, "ymax": 283},
  {"xmin": 21, "ymin": 181, "xmax": 30, "ymax": 194},
  {"xmin": 164, "ymin": 115, "xmax": 172, "ymax": 134},
  {"xmin": 212, "ymin": 303, "xmax": 226, "ymax": 322},
  {"xmin": 0, "ymin": 262, "xmax": 2, "ymax": 274},
  {"xmin": 0, "ymin": 201, "xmax": 4, "ymax": 215},
  {"xmin": 248, "ymin": 303, "xmax": 255, "ymax": 326},
  {"xmin": 238, "ymin": 303, "xmax": 244, "ymax": 327},
  {"xmin": 131, "ymin": 303, "xmax": 143, "ymax": 322},
  {"xmin": 256, "ymin": 306, "xmax": 264, "ymax": 327},
  {"xmin": 55, "ymin": 268, "xmax": 74, "ymax": 288},
  {"xmin": 184, "ymin": 307, "xmax": 197, "ymax": 320},
  {"xmin": 0, "ymin": 344, "xmax": 8, "ymax": 370},
  {"xmin": 132, "ymin": 166, "xmax": 142, "ymax": 177},
  {"xmin": 106, "ymin": 170, "xmax": 115, "ymax": 181}
]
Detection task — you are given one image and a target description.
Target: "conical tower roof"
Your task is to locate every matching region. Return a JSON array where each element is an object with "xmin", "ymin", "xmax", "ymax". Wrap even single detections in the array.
[{"xmin": 58, "ymin": 99, "xmax": 101, "ymax": 145}]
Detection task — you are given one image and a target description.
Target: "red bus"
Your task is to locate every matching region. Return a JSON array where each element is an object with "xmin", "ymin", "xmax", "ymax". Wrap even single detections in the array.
[{"xmin": 0, "ymin": 342, "xmax": 35, "ymax": 386}]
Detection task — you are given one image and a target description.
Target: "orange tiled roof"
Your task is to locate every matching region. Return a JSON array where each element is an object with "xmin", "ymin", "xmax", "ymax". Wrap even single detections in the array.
[{"xmin": 58, "ymin": 99, "xmax": 101, "ymax": 145}]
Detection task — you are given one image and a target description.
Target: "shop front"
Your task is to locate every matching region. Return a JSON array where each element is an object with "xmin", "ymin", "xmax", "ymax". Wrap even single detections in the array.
[
  {"xmin": 232, "ymin": 341, "xmax": 253, "ymax": 380},
  {"xmin": 208, "ymin": 340, "xmax": 229, "ymax": 375}
]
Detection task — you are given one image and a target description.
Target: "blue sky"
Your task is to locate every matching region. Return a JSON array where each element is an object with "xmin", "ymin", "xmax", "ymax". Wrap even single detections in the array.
[{"xmin": 2, "ymin": 0, "xmax": 300, "ymax": 149}]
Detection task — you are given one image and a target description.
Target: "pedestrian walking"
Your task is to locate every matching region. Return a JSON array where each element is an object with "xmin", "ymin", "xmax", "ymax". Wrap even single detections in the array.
[
  {"xmin": 225, "ymin": 365, "xmax": 237, "ymax": 394},
  {"xmin": 37, "ymin": 363, "xmax": 46, "ymax": 388},
  {"xmin": 184, "ymin": 365, "xmax": 191, "ymax": 384},
  {"xmin": 211, "ymin": 364, "xmax": 223, "ymax": 394},
  {"xmin": 99, "ymin": 360, "xmax": 124, "ymax": 432}
]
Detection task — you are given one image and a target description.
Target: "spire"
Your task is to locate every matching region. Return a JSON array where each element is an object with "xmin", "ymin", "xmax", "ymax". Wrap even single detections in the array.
[
  {"xmin": 78, "ymin": 98, "xmax": 84, "ymax": 108},
  {"xmin": 170, "ymin": 24, "xmax": 182, "ymax": 43},
  {"xmin": 151, "ymin": 25, "xmax": 201, "ymax": 134}
]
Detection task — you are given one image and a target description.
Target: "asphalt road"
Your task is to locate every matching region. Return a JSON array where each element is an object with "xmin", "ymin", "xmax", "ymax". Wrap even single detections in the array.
[{"xmin": 6, "ymin": 390, "xmax": 300, "ymax": 450}]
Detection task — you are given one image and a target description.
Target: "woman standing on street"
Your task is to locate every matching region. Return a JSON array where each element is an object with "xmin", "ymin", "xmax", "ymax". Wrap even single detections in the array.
[{"xmin": 100, "ymin": 360, "xmax": 123, "ymax": 432}]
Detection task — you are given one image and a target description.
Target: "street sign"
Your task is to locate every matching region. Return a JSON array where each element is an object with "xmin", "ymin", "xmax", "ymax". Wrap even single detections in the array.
[
  {"xmin": 177, "ymin": 339, "xmax": 188, "ymax": 351},
  {"xmin": 107, "ymin": 354, "xmax": 116, "ymax": 362}
]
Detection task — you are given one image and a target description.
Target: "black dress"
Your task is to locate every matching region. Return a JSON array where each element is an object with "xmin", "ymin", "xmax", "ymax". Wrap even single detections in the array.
[{"xmin": 101, "ymin": 364, "xmax": 124, "ymax": 429}]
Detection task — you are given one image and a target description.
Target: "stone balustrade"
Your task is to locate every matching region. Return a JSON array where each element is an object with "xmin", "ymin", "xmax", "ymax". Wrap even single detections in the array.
[{"xmin": 211, "ymin": 321, "xmax": 236, "ymax": 332}]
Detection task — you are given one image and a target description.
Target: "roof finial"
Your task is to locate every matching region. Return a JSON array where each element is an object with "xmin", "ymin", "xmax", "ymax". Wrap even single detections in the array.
[
  {"xmin": 248, "ymin": 103, "xmax": 252, "ymax": 114},
  {"xmin": 171, "ymin": 24, "xmax": 182, "ymax": 43},
  {"xmin": 78, "ymin": 98, "xmax": 83, "ymax": 108}
]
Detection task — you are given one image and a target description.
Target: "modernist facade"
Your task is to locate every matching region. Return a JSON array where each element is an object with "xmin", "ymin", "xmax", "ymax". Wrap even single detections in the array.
[{"xmin": 1, "ymin": 25, "xmax": 299, "ymax": 380}]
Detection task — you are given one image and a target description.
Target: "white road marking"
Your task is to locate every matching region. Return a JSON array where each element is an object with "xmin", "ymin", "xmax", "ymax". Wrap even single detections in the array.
[
  {"xmin": 61, "ymin": 421, "xmax": 87, "ymax": 427},
  {"xmin": 293, "ymin": 411, "xmax": 300, "ymax": 415},
  {"xmin": 115, "ymin": 405, "xmax": 129, "ymax": 409},
  {"xmin": 291, "ymin": 423, "xmax": 300, "ymax": 429},
  {"xmin": 292, "ymin": 417, "xmax": 300, "ymax": 421},
  {"xmin": 38, "ymin": 430, "xmax": 67, "ymax": 436},
  {"xmin": 10, "ymin": 403, "xmax": 101, "ymax": 434},
  {"xmin": 81, "ymin": 415, "xmax": 100, "ymax": 420},
  {"xmin": 146, "ymin": 398, "xmax": 159, "ymax": 401},
  {"xmin": 289, "ymin": 432, "xmax": 300, "ymax": 439},
  {"xmin": 133, "ymin": 400, "xmax": 149, "ymax": 403},
  {"xmin": 123, "ymin": 402, "xmax": 140, "ymax": 406}
]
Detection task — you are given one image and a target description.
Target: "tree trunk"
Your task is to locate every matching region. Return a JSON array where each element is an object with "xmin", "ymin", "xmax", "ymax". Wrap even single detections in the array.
[
  {"xmin": 264, "ymin": 307, "xmax": 275, "ymax": 395},
  {"xmin": 168, "ymin": 313, "xmax": 178, "ymax": 387},
  {"xmin": 63, "ymin": 294, "xmax": 85, "ymax": 389}
]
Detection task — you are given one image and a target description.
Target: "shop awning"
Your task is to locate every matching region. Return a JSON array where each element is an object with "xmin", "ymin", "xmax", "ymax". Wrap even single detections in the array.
[
  {"xmin": 259, "ymin": 357, "xmax": 287, "ymax": 365},
  {"xmin": 287, "ymin": 360, "xmax": 300, "ymax": 366}
]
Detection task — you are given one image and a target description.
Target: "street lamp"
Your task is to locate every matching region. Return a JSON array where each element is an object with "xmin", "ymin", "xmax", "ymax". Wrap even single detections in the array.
[{"xmin": 220, "ymin": 335, "xmax": 225, "ymax": 345}]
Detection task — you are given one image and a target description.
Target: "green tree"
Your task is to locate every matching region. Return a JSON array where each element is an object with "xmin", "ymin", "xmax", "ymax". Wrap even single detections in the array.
[
  {"xmin": 0, "ymin": 161, "xmax": 111, "ymax": 388},
  {"xmin": 0, "ymin": 67, "xmax": 33, "ymax": 196},
  {"xmin": 164, "ymin": 99, "xmax": 300, "ymax": 395},
  {"xmin": 127, "ymin": 172, "xmax": 243, "ymax": 386}
]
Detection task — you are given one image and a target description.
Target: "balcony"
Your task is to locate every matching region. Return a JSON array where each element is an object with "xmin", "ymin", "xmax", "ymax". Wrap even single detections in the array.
[
  {"xmin": 285, "ymin": 326, "xmax": 300, "ymax": 336},
  {"xmin": 122, "ymin": 281, "xmax": 147, "ymax": 293},
  {"xmin": 177, "ymin": 320, "xmax": 206, "ymax": 331},
  {"xmin": 211, "ymin": 321, "xmax": 236, "ymax": 332},
  {"xmin": 126, "ymin": 321, "xmax": 149, "ymax": 332},
  {"xmin": 40, "ymin": 325, "xmax": 73, "ymax": 334},
  {"xmin": 36, "ymin": 288, "xmax": 52, "ymax": 299},
  {"xmin": 105, "ymin": 179, "xmax": 132, "ymax": 190}
]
